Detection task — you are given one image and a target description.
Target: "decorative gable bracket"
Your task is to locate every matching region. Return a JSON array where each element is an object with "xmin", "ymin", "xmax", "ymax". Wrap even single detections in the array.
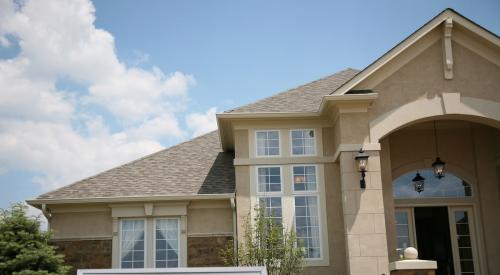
[{"xmin": 442, "ymin": 18, "xmax": 454, "ymax": 79}]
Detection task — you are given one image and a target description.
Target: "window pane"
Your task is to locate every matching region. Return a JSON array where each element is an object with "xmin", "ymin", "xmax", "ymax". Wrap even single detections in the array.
[
  {"xmin": 256, "ymin": 131, "xmax": 280, "ymax": 156},
  {"xmin": 291, "ymin": 130, "xmax": 316, "ymax": 155},
  {"xmin": 293, "ymin": 165, "xmax": 317, "ymax": 192},
  {"xmin": 155, "ymin": 218, "xmax": 179, "ymax": 268},
  {"xmin": 259, "ymin": 197, "xmax": 282, "ymax": 225},
  {"xmin": 393, "ymin": 169, "xmax": 472, "ymax": 199},
  {"xmin": 294, "ymin": 196, "xmax": 321, "ymax": 259},
  {"xmin": 257, "ymin": 167, "xmax": 281, "ymax": 193},
  {"xmin": 120, "ymin": 220, "xmax": 145, "ymax": 269},
  {"xmin": 453, "ymin": 211, "xmax": 475, "ymax": 273},
  {"xmin": 394, "ymin": 211, "xmax": 410, "ymax": 257}
]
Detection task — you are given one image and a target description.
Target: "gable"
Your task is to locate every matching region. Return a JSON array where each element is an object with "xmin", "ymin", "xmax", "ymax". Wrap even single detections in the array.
[
  {"xmin": 331, "ymin": 8, "xmax": 500, "ymax": 96},
  {"xmin": 368, "ymin": 39, "xmax": 500, "ymax": 122}
]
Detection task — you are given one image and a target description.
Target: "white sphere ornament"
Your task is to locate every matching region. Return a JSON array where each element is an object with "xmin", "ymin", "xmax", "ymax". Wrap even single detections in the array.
[{"xmin": 404, "ymin": 247, "xmax": 418, "ymax": 260}]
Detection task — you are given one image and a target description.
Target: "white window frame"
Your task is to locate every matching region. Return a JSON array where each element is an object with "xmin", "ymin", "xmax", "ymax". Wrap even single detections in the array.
[
  {"xmin": 290, "ymin": 129, "xmax": 316, "ymax": 157},
  {"xmin": 394, "ymin": 208, "xmax": 416, "ymax": 257},
  {"xmin": 256, "ymin": 165, "xmax": 283, "ymax": 225},
  {"xmin": 255, "ymin": 130, "xmax": 281, "ymax": 157},
  {"xmin": 291, "ymin": 164, "xmax": 323, "ymax": 261},
  {"xmin": 119, "ymin": 218, "xmax": 147, "ymax": 269},
  {"xmin": 256, "ymin": 165, "xmax": 283, "ymax": 195},
  {"xmin": 153, "ymin": 217, "xmax": 181, "ymax": 268}
]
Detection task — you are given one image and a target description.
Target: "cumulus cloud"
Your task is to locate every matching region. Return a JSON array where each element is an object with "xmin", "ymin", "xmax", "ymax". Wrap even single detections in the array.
[
  {"xmin": 0, "ymin": 0, "xmax": 216, "ymax": 194},
  {"xmin": 186, "ymin": 107, "xmax": 218, "ymax": 137}
]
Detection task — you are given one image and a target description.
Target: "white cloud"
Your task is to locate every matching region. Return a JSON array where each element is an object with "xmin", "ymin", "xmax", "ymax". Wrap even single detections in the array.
[
  {"xmin": 0, "ymin": 0, "xmax": 217, "ymax": 193},
  {"xmin": 186, "ymin": 107, "xmax": 218, "ymax": 137}
]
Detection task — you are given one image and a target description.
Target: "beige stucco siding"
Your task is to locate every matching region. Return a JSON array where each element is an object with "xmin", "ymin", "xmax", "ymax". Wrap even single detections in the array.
[
  {"xmin": 370, "ymin": 40, "xmax": 500, "ymax": 129},
  {"xmin": 187, "ymin": 201, "xmax": 233, "ymax": 236},
  {"xmin": 51, "ymin": 211, "xmax": 112, "ymax": 239}
]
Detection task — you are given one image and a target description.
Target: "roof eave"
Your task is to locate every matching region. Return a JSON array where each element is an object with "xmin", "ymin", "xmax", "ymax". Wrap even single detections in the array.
[{"xmin": 27, "ymin": 193, "xmax": 236, "ymax": 208}]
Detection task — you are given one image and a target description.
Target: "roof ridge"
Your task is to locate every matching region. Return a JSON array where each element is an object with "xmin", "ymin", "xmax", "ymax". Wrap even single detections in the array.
[
  {"xmin": 226, "ymin": 68, "xmax": 359, "ymax": 113},
  {"xmin": 36, "ymin": 131, "xmax": 219, "ymax": 199}
]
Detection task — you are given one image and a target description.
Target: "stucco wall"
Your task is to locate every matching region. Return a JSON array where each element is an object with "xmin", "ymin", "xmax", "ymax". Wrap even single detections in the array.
[
  {"xmin": 370, "ymin": 40, "xmax": 500, "ymax": 125},
  {"xmin": 51, "ymin": 211, "xmax": 112, "ymax": 239},
  {"xmin": 187, "ymin": 201, "xmax": 233, "ymax": 236}
]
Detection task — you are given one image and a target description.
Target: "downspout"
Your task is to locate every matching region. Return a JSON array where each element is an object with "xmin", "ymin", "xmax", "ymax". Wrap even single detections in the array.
[
  {"xmin": 230, "ymin": 197, "xmax": 238, "ymax": 264},
  {"xmin": 41, "ymin": 204, "xmax": 52, "ymax": 231}
]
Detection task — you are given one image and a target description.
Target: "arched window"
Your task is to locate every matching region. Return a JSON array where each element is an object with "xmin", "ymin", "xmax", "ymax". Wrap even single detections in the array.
[{"xmin": 393, "ymin": 169, "xmax": 472, "ymax": 199}]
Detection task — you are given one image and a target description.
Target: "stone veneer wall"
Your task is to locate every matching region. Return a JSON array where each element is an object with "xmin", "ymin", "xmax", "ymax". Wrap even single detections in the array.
[
  {"xmin": 51, "ymin": 239, "xmax": 112, "ymax": 275},
  {"xmin": 187, "ymin": 236, "xmax": 232, "ymax": 267}
]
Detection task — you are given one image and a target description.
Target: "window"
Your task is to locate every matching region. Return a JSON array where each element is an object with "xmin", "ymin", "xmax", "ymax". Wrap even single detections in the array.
[
  {"xmin": 395, "ymin": 211, "xmax": 411, "ymax": 258},
  {"xmin": 155, "ymin": 218, "xmax": 180, "ymax": 268},
  {"xmin": 257, "ymin": 166, "xmax": 283, "ymax": 225},
  {"xmin": 292, "ymin": 165, "xmax": 321, "ymax": 259},
  {"xmin": 293, "ymin": 166, "xmax": 317, "ymax": 192},
  {"xmin": 257, "ymin": 166, "xmax": 282, "ymax": 193},
  {"xmin": 393, "ymin": 169, "xmax": 472, "ymax": 199},
  {"xmin": 291, "ymin": 129, "xmax": 316, "ymax": 156},
  {"xmin": 259, "ymin": 197, "xmax": 283, "ymax": 225},
  {"xmin": 120, "ymin": 220, "xmax": 145, "ymax": 268},
  {"xmin": 256, "ymin": 130, "xmax": 280, "ymax": 156}
]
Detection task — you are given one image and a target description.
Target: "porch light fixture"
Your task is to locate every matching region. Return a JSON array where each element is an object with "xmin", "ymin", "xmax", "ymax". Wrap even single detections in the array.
[
  {"xmin": 412, "ymin": 171, "xmax": 425, "ymax": 193},
  {"xmin": 431, "ymin": 121, "xmax": 446, "ymax": 179},
  {"xmin": 354, "ymin": 149, "xmax": 369, "ymax": 189}
]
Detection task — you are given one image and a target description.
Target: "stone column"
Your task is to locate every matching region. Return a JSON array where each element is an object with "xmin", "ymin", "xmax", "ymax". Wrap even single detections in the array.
[{"xmin": 340, "ymin": 149, "xmax": 389, "ymax": 275}]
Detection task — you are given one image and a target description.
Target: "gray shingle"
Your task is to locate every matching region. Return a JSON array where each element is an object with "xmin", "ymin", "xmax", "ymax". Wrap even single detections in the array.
[
  {"xmin": 37, "ymin": 131, "xmax": 234, "ymax": 199},
  {"xmin": 226, "ymin": 68, "xmax": 359, "ymax": 113},
  {"xmin": 36, "ymin": 68, "xmax": 358, "ymax": 200}
]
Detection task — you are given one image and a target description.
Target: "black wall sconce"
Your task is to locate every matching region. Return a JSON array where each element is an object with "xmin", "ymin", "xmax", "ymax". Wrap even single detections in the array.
[{"xmin": 354, "ymin": 149, "xmax": 369, "ymax": 189}]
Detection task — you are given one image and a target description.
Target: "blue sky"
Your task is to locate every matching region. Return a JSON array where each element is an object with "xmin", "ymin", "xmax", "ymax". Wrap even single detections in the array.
[{"xmin": 0, "ymin": 0, "xmax": 499, "ymax": 212}]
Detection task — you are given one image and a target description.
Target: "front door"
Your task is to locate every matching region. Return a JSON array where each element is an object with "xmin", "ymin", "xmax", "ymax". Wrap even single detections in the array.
[
  {"xmin": 395, "ymin": 206, "xmax": 480, "ymax": 275},
  {"xmin": 414, "ymin": 207, "xmax": 454, "ymax": 275}
]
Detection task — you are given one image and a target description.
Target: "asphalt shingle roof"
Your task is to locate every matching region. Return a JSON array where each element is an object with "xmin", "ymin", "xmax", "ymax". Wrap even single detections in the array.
[
  {"xmin": 36, "ymin": 68, "xmax": 358, "ymax": 200},
  {"xmin": 37, "ymin": 131, "xmax": 235, "ymax": 199},
  {"xmin": 226, "ymin": 68, "xmax": 359, "ymax": 113}
]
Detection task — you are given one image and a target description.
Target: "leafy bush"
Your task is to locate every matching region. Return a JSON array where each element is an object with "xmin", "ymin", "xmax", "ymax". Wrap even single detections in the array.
[
  {"xmin": 220, "ymin": 205, "xmax": 304, "ymax": 275},
  {"xmin": 0, "ymin": 204, "xmax": 70, "ymax": 275}
]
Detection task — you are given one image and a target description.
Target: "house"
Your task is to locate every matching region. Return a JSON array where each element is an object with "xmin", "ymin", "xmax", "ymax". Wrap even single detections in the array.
[{"xmin": 27, "ymin": 9, "xmax": 500, "ymax": 275}]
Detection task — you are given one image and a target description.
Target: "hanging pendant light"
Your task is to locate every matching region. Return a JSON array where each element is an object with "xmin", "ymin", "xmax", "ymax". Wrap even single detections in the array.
[
  {"xmin": 431, "ymin": 121, "xmax": 446, "ymax": 179},
  {"xmin": 412, "ymin": 171, "xmax": 425, "ymax": 193}
]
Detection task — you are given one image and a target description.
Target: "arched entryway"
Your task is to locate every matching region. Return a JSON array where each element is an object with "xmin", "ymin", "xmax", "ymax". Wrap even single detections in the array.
[{"xmin": 379, "ymin": 119, "xmax": 500, "ymax": 275}]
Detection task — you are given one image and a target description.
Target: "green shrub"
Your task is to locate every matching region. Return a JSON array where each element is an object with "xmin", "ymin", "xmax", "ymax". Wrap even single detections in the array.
[
  {"xmin": 220, "ymin": 205, "xmax": 304, "ymax": 275},
  {"xmin": 0, "ymin": 204, "xmax": 70, "ymax": 275}
]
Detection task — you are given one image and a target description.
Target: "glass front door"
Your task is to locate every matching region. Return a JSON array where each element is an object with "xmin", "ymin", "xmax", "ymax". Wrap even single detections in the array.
[{"xmin": 395, "ymin": 206, "xmax": 479, "ymax": 275}]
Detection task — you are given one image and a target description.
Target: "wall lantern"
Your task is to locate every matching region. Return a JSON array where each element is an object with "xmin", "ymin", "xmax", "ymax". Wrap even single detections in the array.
[
  {"xmin": 432, "ymin": 121, "xmax": 446, "ymax": 179},
  {"xmin": 412, "ymin": 171, "xmax": 425, "ymax": 193},
  {"xmin": 354, "ymin": 149, "xmax": 369, "ymax": 189}
]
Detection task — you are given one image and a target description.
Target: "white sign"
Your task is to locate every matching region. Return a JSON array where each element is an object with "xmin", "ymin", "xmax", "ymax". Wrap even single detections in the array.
[{"xmin": 77, "ymin": 267, "xmax": 267, "ymax": 275}]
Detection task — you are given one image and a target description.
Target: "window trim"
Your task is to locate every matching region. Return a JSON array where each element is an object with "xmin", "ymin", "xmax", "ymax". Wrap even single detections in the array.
[
  {"xmin": 291, "ymin": 164, "xmax": 319, "ymax": 194},
  {"xmin": 255, "ymin": 130, "xmax": 281, "ymax": 158},
  {"xmin": 291, "ymin": 164, "xmax": 322, "ymax": 260},
  {"xmin": 290, "ymin": 129, "xmax": 317, "ymax": 157},
  {"xmin": 293, "ymin": 194, "xmax": 323, "ymax": 261},
  {"xmin": 255, "ymin": 165, "xmax": 284, "ymax": 196},
  {"xmin": 153, "ymin": 217, "xmax": 181, "ymax": 268},
  {"xmin": 119, "ymin": 218, "xmax": 147, "ymax": 269}
]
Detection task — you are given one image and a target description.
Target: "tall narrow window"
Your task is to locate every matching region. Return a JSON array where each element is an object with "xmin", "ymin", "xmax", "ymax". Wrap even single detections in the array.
[
  {"xmin": 395, "ymin": 211, "xmax": 411, "ymax": 258},
  {"xmin": 120, "ymin": 220, "xmax": 145, "ymax": 268},
  {"xmin": 293, "ymin": 165, "xmax": 321, "ymax": 259},
  {"xmin": 257, "ymin": 166, "xmax": 282, "ymax": 224},
  {"xmin": 155, "ymin": 218, "xmax": 180, "ymax": 268},
  {"xmin": 256, "ymin": 130, "xmax": 280, "ymax": 156},
  {"xmin": 291, "ymin": 129, "xmax": 316, "ymax": 156}
]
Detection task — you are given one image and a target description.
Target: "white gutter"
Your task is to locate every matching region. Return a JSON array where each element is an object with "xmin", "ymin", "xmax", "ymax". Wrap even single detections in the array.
[{"xmin": 27, "ymin": 193, "xmax": 235, "ymax": 207}]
